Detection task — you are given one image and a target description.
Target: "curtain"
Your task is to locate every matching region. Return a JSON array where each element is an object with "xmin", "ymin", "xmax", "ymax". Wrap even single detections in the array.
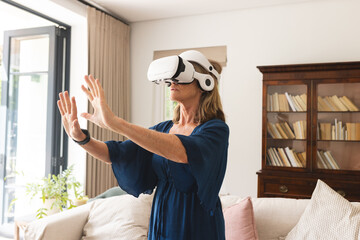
[{"xmin": 86, "ymin": 7, "xmax": 130, "ymax": 198}]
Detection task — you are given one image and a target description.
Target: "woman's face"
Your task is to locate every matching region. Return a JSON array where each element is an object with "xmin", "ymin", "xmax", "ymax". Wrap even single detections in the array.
[{"xmin": 169, "ymin": 81, "xmax": 202, "ymax": 103}]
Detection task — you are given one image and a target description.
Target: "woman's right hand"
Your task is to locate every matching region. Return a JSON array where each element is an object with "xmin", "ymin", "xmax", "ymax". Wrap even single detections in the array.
[{"xmin": 57, "ymin": 91, "xmax": 86, "ymax": 142}]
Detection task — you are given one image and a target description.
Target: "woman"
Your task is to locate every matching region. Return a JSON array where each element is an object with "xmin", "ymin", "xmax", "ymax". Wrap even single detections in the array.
[{"xmin": 57, "ymin": 50, "xmax": 229, "ymax": 240}]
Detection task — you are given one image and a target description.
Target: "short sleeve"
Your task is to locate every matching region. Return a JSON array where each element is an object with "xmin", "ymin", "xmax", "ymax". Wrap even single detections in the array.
[
  {"xmin": 105, "ymin": 123, "xmax": 168, "ymax": 197},
  {"xmin": 175, "ymin": 119, "xmax": 229, "ymax": 214}
]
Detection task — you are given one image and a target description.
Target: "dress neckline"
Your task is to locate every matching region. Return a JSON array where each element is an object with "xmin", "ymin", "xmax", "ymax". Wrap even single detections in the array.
[{"xmin": 166, "ymin": 121, "xmax": 202, "ymax": 136}]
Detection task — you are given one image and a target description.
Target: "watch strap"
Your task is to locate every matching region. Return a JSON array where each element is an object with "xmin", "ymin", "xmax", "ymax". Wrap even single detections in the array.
[{"xmin": 73, "ymin": 129, "xmax": 91, "ymax": 145}]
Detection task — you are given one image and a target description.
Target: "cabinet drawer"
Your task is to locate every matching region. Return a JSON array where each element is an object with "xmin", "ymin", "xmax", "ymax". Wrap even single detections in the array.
[
  {"xmin": 262, "ymin": 178, "xmax": 316, "ymax": 198},
  {"xmin": 323, "ymin": 180, "xmax": 360, "ymax": 202}
]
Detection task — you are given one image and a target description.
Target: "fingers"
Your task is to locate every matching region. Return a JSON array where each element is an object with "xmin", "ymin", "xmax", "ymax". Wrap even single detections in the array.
[
  {"xmin": 85, "ymin": 75, "xmax": 103, "ymax": 99},
  {"xmin": 64, "ymin": 91, "xmax": 72, "ymax": 114},
  {"xmin": 71, "ymin": 96, "xmax": 78, "ymax": 117},
  {"xmin": 59, "ymin": 92, "xmax": 68, "ymax": 114},
  {"xmin": 84, "ymin": 75, "xmax": 98, "ymax": 98},
  {"xmin": 95, "ymin": 78, "xmax": 105, "ymax": 99},
  {"xmin": 80, "ymin": 112, "xmax": 92, "ymax": 120},
  {"xmin": 57, "ymin": 100, "xmax": 65, "ymax": 116},
  {"xmin": 81, "ymin": 85, "xmax": 94, "ymax": 102},
  {"xmin": 89, "ymin": 75, "xmax": 100, "ymax": 96}
]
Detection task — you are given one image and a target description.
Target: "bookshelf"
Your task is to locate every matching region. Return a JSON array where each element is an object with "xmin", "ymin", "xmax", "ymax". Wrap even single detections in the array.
[{"xmin": 257, "ymin": 62, "xmax": 360, "ymax": 201}]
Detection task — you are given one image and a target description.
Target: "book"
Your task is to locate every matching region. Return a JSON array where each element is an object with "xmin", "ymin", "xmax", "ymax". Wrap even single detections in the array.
[
  {"xmin": 325, "ymin": 96, "xmax": 341, "ymax": 111},
  {"xmin": 285, "ymin": 147, "xmax": 300, "ymax": 167},
  {"xmin": 356, "ymin": 123, "xmax": 360, "ymax": 140},
  {"xmin": 342, "ymin": 96, "xmax": 359, "ymax": 111},
  {"xmin": 292, "ymin": 121, "xmax": 305, "ymax": 139},
  {"xmin": 278, "ymin": 94, "xmax": 289, "ymax": 111},
  {"xmin": 272, "ymin": 148, "xmax": 283, "ymax": 166},
  {"xmin": 285, "ymin": 92, "xmax": 297, "ymax": 112},
  {"xmin": 295, "ymin": 95, "xmax": 306, "ymax": 111},
  {"xmin": 273, "ymin": 92, "xmax": 279, "ymax": 112},
  {"xmin": 331, "ymin": 95, "xmax": 348, "ymax": 111},
  {"xmin": 267, "ymin": 148, "xmax": 277, "ymax": 166},
  {"xmin": 300, "ymin": 94, "xmax": 307, "ymax": 108},
  {"xmin": 293, "ymin": 152, "xmax": 304, "ymax": 167},
  {"xmin": 320, "ymin": 150, "xmax": 332, "ymax": 169},
  {"xmin": 318, "ymin": 96, "xmax": 331, "ymax": 111},
  {"xmin": 297, "ymin": 152, "xmax": 306, "ymax": 167},
  {"xmin": 316, "ymin": 150, "xmax": 328, "ymax": 169},
  {"xmin": 275, "ymin": 123, "xmax": 289, "ymax": 139},
  {"xmin": 282, "ymin": 122, "xmax": 296, "ymax": 139},
  {"xmin": 301, "ymin": 121, "xmax": 306, "ymax": 138},
  {"xmin": 324, "ymin": 151, "xmax": 340, "ymax": 169},
  {"xmin": 319, "ymin": 123, "xmax": 331, "ymax": 140},
  {"xmin": 322, "ymin": 97, "xmax": 336, "ymax": 111},
  {"xmin": 334, "ymin": 119, "xmax": 338, "ymax": 140},
  {"xmin": 267, "ymin": 123, "xmax": 276, "ymax": 138},
  {"xmin": 278, "ymin": 148, "xmax": 292, "ymax": 167},
  {"xmin": 268, "ymin": 123, "xmax": 282, "ymax": 138},
  {"xmin": 291, "ymin": 95, "xmax": 303, "ymax": 111}
]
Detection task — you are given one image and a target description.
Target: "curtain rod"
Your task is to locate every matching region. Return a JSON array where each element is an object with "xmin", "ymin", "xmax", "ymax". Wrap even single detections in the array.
[
  {"xmin": 77, "ymin": 0, "xmax": 129, "ymax": 25},
  {"xmin": 1, "ymin": 0, "xmax": 71, "ymax": 29}
]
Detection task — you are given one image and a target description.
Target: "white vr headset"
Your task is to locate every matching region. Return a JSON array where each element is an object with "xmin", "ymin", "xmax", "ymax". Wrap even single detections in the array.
[{"xmin": 147, "ymin": 50, "xmax": 220, "ymax": 91}]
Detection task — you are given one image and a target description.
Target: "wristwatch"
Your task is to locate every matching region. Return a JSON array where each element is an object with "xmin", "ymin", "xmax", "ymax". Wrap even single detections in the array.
[{"xmin": 73, "ymin": 129, "xmax": 91, "ymax": 145}]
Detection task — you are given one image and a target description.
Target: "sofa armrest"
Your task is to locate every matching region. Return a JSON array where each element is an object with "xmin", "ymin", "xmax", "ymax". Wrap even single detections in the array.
[{"xmin": 24, "ymin": 202, "xmax": 93, "ymax": 240}]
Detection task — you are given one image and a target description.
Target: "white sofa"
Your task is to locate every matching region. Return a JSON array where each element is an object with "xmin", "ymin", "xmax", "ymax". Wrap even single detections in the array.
[{"xmin": 22, "ymin": 193, "xmax": 360, "ymax": 240}]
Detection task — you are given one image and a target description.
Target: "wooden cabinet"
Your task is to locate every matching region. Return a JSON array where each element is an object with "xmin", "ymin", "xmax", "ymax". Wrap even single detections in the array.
[{"xmin": 257, "ymin": 62, "xmax": 360, "ymax": 201}]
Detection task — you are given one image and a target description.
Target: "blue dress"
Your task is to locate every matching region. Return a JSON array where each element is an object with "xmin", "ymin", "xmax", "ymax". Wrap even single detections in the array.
[{"xmin": 105, "ymin": 119, "xmax": 229, "ymax": 240}]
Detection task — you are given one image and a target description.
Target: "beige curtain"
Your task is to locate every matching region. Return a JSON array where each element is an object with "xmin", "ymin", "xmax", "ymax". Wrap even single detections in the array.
[{"xmin": 86, "ymin": 7, "xmax": 130, "ymax": 198}]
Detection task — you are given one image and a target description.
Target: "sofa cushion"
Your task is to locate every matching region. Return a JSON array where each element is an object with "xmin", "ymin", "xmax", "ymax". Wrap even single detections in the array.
[
  {"xmin": 223, "ymin": 197, "xmax": 259, "ymax": 240},
  {"xmin": 252, "ymin": 197, "xmax": 309, "ymax": 240},
  {"xmin": 285, "ymin": 179, "xmax": 360, "ymax": 240},
  {"xmin": 82, "ymin": 193, "xmax": 153, "ymax": 240}
]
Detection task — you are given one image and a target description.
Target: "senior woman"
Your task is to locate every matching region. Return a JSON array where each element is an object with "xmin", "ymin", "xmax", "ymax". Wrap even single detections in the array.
[{"xmin": 57, "ymin": 50, "xmax": 229, "ymax": 240}]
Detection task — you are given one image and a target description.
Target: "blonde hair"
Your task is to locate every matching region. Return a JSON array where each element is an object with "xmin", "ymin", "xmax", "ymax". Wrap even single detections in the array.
[{"xmin": 172, "ymin": 60, "xmax": 226, "ymax": 124}]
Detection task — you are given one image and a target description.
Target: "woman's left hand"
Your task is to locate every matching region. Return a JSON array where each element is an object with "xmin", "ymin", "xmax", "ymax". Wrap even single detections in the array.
[{"xmin": 80, "ymin": 75, "xmax": 116, "ymax": 130}]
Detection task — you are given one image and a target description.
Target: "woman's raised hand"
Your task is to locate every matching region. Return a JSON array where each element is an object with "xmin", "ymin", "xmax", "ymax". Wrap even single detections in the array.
[
  {"xmin": 80, "ymin": 75, "xmax": 116, "ymax": 130},
  {"xmin": 57, "ymin": 91, "xmax": 85, "ymax": 141}
]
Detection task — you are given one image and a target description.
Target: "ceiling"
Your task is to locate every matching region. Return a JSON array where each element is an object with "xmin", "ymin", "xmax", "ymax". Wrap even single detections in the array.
[{"xmin": 86, "ymin": 0, "xmax": 318, "ymax": 23}]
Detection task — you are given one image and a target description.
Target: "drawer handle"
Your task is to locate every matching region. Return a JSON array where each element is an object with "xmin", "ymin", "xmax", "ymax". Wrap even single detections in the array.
[
  {"xmin": 337, "ymin": 190, "xmax": 346, "ymax": 197},
  {"xmin": 279, "ymin": 185, "xmax": 288, "ymax": 193}
]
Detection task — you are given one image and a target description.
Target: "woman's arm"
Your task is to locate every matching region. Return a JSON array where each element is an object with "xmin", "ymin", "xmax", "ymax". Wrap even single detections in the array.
[
  {"xmin": 112, "ymin": 119, "xmax": 187, "ymax": 163},
  {"xmin": 80, "ymin": 75, "xmax": 188, "ymax": 164},
  {"xmin": 58, "ymin": 91, "xmax": 111, "ymax": 164}
]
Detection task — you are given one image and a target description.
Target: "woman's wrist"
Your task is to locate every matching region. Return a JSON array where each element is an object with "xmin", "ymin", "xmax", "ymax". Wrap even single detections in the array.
[{"xmin": 73, "ymin": 129, "xmax": 91, "ymax": 145}]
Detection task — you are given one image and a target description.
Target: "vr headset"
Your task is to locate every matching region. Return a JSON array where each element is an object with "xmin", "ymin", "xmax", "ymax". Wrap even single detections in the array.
[{"xmin": 147, "ymin": 50, "xmax": 220, "ymax": 91}]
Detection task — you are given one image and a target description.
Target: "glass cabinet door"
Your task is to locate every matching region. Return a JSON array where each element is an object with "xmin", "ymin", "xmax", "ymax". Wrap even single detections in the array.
[
  {"xmin": 265, "ymin": 83, "xmax": 308, "ymax": 169},
  {"xmin": 316, "ymin": 82, "xmax": 360, "ymax": 171}
]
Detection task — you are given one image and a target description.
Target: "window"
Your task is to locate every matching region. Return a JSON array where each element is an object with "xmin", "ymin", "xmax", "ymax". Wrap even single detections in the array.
[{"xmin": 0, "ymin": 1, "xmax": 70, "ymax": 227}]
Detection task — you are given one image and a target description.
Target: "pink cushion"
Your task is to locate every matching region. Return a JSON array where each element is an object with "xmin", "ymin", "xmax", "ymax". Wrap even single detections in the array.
[{"xmin": 223, "ymin": 197, "xmax": 259, "ymax": 240}]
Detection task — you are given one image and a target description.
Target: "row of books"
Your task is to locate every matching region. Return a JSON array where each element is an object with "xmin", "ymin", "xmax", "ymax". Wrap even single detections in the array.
[
  {"xmin": 318, "ymin": 120, "xmax": 360, "ymax": 140},
  {"xmin": 267, "ymin": 92, "xmax": 307, "ymax": 112},
  {"xmin": 267, "ymin": 147, "xmax": 306, "ymax": 167},
  {"xmin": 317, "ymin": 150, "xmax": 339, "ymax": 169},
  {"xmin": 318, "ymin": 95, "xmax": 359, "ymax": 112},
  {"xmin": 267, "ymin": 121, "xmax": 306, "ymax": 139}
]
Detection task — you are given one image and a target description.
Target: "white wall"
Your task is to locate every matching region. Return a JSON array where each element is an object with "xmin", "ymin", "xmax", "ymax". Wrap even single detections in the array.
[{"xmin": 130, "ymin": 0, "xmax": 360, "ymax": 196}]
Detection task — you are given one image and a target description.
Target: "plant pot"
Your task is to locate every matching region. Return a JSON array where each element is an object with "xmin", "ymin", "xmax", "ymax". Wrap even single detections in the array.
[
  {"xmin": 43, "ymin": 198, "xmax": 61, "ymax": 216},
  {"xmin": 72, "ymin": 197, "xmax": 89, "ymax": 207}
]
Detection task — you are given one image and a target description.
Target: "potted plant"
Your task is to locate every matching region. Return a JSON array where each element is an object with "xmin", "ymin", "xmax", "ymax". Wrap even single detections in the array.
[{"xmin": 21, "ymin": 165, "xmax": 87, "ymax": 219}]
